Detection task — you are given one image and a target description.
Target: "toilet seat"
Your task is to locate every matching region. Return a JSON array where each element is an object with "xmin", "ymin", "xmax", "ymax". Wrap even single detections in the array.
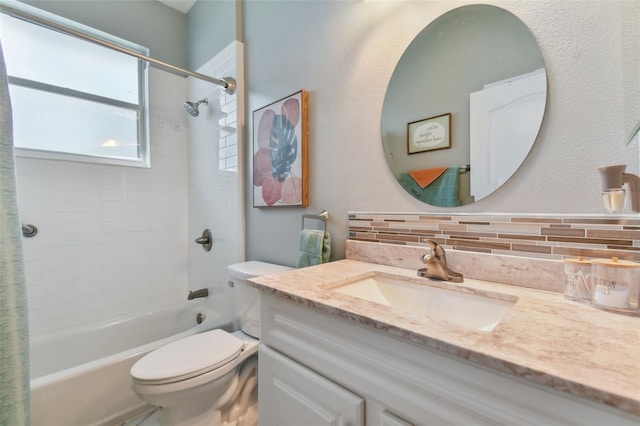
[{"xmin": 131, "ymin": 329, "xmax": 245, "ymax": 385}]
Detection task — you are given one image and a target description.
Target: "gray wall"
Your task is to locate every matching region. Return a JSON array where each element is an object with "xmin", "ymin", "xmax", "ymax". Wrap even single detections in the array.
[
  {"xmin": 187, "ymin": 0, "xmax": 237, "ymax": 70},
  {"xmin": 243, "ymin": 0, "xmax": 639, "ymax": 267},
  {"xmin": 20, "ymin": 0, "xmax": 188, "ymax": 67}
]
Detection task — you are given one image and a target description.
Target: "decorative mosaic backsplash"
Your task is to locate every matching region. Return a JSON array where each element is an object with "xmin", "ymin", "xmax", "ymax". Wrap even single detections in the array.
[{"xmin": 348, "ymin": 213, "xmax": 640, "ymax": 262}]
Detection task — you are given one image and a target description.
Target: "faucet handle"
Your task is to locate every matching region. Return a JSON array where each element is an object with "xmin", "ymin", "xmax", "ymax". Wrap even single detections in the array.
[
  {"xmin": 420, "ymin": 253, "xmax": 435, "ymax": 264},
  {"xmin": 195, "ymin": 229, "xmax": 213, "ymax": 252},
  {"xmin": 424, "ymin": 239, "xmax": 446, "ymax": 262}
]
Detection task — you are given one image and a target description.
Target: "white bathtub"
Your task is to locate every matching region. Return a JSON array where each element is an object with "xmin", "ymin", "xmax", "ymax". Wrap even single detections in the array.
[{"xmin": 30, "ymin": 303, "xmax": 232, "ymax": 426}]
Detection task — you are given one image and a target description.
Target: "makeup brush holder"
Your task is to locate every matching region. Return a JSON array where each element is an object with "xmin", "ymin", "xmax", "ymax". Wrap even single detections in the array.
[{"xmin": 591, "ymin": 257, "xmax": 640, "ymax": 316}]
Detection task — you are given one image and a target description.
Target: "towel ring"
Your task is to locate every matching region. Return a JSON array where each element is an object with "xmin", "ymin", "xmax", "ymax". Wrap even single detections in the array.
[{"xmin": 301, "ymin": 210, "xmax": 328, "ymax": 235}]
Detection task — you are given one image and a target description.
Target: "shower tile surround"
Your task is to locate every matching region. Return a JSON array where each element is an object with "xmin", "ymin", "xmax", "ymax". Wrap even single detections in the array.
[
  {"xmin": 17, "ymin": 69, "xmax": 189, "ymax": 335},
  {"xmin": 16, "ymin": 42, "xmax": 244, "ymax": 337},
  {"xmin": 187, "ymin": 41, "xmax": 244, "ymax": 323}
]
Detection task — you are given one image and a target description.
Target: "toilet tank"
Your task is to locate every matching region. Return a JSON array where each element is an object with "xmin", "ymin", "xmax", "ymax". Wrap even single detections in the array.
[{"xmin": 227, "ymin": 261, "xmax": 292, "ymax": 338}]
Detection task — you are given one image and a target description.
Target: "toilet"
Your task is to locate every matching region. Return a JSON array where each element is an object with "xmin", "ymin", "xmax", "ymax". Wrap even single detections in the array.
[{"xmin": 130, "ymin": 261, "xmax": 291, "ymax": 426}]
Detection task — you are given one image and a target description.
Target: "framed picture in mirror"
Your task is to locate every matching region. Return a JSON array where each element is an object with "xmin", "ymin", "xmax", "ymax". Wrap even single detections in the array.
[{"xmin": 407, "ymin": 113, "xmax": 451, "ymax": 154}]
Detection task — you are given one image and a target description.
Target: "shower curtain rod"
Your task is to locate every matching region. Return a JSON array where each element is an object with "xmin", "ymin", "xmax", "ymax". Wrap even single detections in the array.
[{"xmin": 0, "ymin": 3, "xmax": 236, "ymax": 94}]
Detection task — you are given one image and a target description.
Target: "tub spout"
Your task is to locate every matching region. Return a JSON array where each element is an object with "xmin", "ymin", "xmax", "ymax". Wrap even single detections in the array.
[{"xmin": 187, "ymin": 288, "xmax": 209, "ymax": 300}]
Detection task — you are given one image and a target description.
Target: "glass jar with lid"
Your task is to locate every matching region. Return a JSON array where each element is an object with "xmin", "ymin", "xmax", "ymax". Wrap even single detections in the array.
[
  {"xmin": 591, "ymin": 257, "xmax": 640, "ymax": 316},
  {"xmin": 563, "ymin": 256, "xmax": 592, "ymax": 303}
]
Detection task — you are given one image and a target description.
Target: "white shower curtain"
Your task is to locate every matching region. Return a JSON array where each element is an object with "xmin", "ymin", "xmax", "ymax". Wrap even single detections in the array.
[{"xmin": 0, "ymin": 40, "xmax": 31, "ymax": 425}]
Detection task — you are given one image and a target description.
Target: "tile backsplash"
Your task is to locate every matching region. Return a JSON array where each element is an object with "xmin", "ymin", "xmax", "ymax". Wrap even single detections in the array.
[{"xmin": 348, "ymin": 213, "xmax": 640, "ymax": 262}]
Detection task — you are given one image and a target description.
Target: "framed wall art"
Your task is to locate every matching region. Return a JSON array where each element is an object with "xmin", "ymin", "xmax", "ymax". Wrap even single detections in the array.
[
  {"xmin": 407, "ymin": 113, "xmax": 451, "ymax": 154},
  {"xmin": 253, "ymin": 90, "xmax": 308, "ymax": 207}
]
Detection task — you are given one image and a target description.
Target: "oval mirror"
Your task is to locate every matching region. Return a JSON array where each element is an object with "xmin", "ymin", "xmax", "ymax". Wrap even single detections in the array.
[{"xmin": 382, "ymin": 4, "xmax": 546, "ymax": 207}]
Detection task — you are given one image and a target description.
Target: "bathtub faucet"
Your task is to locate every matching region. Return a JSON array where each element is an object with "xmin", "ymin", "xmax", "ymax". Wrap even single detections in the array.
[{"xmin": 187, "ymin": 288, "xmax": 209, "ymax": 300}]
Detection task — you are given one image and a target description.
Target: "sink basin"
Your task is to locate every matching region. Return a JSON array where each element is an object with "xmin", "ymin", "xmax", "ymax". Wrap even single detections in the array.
[{"xmin": 331, "ymin": 272, "xmax": 516, "ymax": 332}]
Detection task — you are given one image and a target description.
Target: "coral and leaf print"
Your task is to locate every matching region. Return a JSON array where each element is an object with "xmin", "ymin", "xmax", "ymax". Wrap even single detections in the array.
[
  {"xmin": 270, "ymin": 114, "xmax": 297, "ymax": 182},
  {"xmin": 252, "ymin": 91, "xmax": 307, "ymax": 207}
]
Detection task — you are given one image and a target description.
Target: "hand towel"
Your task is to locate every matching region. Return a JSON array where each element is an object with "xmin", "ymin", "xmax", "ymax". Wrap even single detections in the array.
[
  {"xmin": 408, "ymin": 167, "xmax": 448, "ymax": 189},
  {"xmin": 296, "ymin": 229, "xmax": 331, "ymax": 268},
  {"xmin": 398, "ymin": 167, "xmax": 461, "ymax": 207}
]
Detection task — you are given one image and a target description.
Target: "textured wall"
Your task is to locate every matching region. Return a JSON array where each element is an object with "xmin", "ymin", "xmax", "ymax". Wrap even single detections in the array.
[
  {"xmin": 243, "ymin": 0, "xmax": 640, "ymax": 267},
  {"xmin": 187, "ymin": 0, "xmax": 236, "ymax": 70}
]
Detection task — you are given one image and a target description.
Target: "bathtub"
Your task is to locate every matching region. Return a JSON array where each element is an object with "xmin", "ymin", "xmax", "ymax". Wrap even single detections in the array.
[{"xmin": 30, "ymin": 303, "xmax": 232, "ymax": 426}]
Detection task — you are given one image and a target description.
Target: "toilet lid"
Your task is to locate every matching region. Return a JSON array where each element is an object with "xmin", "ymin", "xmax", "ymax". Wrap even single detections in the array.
[{"xmin": 131, "ymin": 329, "xmax": 244, "ymax": 384}]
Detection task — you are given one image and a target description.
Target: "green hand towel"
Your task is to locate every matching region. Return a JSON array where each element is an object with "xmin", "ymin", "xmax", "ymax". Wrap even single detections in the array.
[
  {"xmin": 296, "ymin": 230, "xmax": 331, "ymax": 268},
  {"xmin": 398, "ymin": 167, "xmax": 461, "ymax": 207}
]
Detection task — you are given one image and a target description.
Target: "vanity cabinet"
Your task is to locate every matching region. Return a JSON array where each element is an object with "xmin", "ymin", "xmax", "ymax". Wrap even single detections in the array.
[
  {"xmin": 258, "ymin": 294, "xmax": 638, "ymax": 426},
  {"xmin": 259, "ymin": 344, "xmax": 364, "ymax": 425}
]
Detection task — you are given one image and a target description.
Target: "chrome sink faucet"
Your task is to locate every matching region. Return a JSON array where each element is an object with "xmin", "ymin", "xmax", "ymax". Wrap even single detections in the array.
[{"xmin": 418, "ymin": 240, "xmax": 463, "ymax": 283}]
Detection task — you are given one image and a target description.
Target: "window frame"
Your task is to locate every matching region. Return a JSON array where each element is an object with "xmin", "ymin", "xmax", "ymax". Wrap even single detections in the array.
[{"xmin": 2, "ymin": 1, "xmax": 150, "ymax": 168}]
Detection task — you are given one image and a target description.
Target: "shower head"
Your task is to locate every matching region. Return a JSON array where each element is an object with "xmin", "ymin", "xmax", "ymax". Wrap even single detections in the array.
[{"xmin": 184, "ymin": 98, "xmax": 208, "ymax": 117}]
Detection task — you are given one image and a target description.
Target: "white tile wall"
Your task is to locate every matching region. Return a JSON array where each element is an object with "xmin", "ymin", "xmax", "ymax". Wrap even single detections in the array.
[
  {"xmin": 17, "ymin": 68, "xmax": 189, "ymax": 335},
  {"xmin": 187, "ymin": 41, "xmax": 245, "ymax": 322}
]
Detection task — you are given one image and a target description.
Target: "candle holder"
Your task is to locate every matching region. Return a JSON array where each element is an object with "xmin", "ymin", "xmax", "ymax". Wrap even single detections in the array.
[
  {"xmin": 591, "ymin": 257, "xmax": 640, "ymax": 316},
  {"xmin": 601, "ymin": 189, "xmax": 626, "ymax": 213},
  {"xmin": 597, "ymin": 165, "xmax": 639, "ymax": 213}
]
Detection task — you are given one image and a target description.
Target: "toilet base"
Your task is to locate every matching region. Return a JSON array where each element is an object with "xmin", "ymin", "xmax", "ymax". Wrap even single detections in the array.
[
  {"xmin": 153, "ymin": 357, "xmax": 258, "ymax": 426},
  {"xmin": 157, "ymin": 373, "xmax": 238, "ymax": 426},
  {"xmin": 221, "ymin": 403, "xmax": 258, "ymax": 426},
  {"xmin": 160, "ymin": 405, "xmax": 220, "ymax": 426},
  {"xmin": 157, "ymin": 402, "xmax": 257, "ymax": 426},
  {"xmin": 160, "ymin": 404, "xmax": 221, "ymax": 426}
]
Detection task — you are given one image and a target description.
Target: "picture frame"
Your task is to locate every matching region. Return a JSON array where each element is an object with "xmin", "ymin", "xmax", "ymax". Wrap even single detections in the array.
[
  {"xmin": 252, "ymin": 90, "xmax": 308, "ymax": 207},
  {"xmin": 407, "ymin": 113, "xmax": 451, "ymax": 155}
]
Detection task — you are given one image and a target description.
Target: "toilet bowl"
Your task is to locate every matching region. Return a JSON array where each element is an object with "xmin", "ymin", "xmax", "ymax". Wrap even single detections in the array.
[{"xmin": 130, "ymin": 261, "xmax": 291, "ymax": 426}]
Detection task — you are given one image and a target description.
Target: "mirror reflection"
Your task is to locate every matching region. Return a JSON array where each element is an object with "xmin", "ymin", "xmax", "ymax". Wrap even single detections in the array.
[{"xmin": 382, "ymin": 4, "xmax": 547, "ymax": 207}]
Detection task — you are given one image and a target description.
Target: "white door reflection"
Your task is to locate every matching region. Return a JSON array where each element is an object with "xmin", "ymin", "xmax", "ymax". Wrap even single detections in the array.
[{"xmin": 470, "ymin": 68, "xmax": 547, "ymax": 200}]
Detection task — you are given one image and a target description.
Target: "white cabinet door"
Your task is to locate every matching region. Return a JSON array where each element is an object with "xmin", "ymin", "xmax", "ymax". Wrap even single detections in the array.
[
  {"xmin": 259, "ymin": 344, "xmax": 364, "ymax": 426},
  {"xmin": 380, "ymin": 410, "xmax": 414, "ymax": 426}
]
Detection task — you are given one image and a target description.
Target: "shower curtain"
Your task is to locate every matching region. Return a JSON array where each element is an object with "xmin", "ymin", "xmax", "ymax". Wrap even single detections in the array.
[{"xmin": 0, "ymin": 41, "xmax": 31, "ymax": 425}]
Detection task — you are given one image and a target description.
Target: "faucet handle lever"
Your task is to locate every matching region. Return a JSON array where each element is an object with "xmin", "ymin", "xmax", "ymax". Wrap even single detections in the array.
[
  {"xmin": 420, "ymin": 253, "xmax": 435, "ymax": 264},
  {"xmin": 195, "ymin": 229, "xmax": 212, "ymax": 252},
  {"xmin": 424, "ymin": 239, "xmax": 446, "ymax": 262}
]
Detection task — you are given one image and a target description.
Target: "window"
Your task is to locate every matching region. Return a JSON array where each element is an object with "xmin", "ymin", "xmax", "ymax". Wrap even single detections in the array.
[{"xmin": 0, "ymin": 3, "xmax": 149, "ymax": 166}]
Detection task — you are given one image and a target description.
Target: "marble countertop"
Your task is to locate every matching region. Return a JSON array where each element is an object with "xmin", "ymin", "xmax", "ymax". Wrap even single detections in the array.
[{"xmin": 249, "ymin": 259, "xmax": 640, "ymax": 416}]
